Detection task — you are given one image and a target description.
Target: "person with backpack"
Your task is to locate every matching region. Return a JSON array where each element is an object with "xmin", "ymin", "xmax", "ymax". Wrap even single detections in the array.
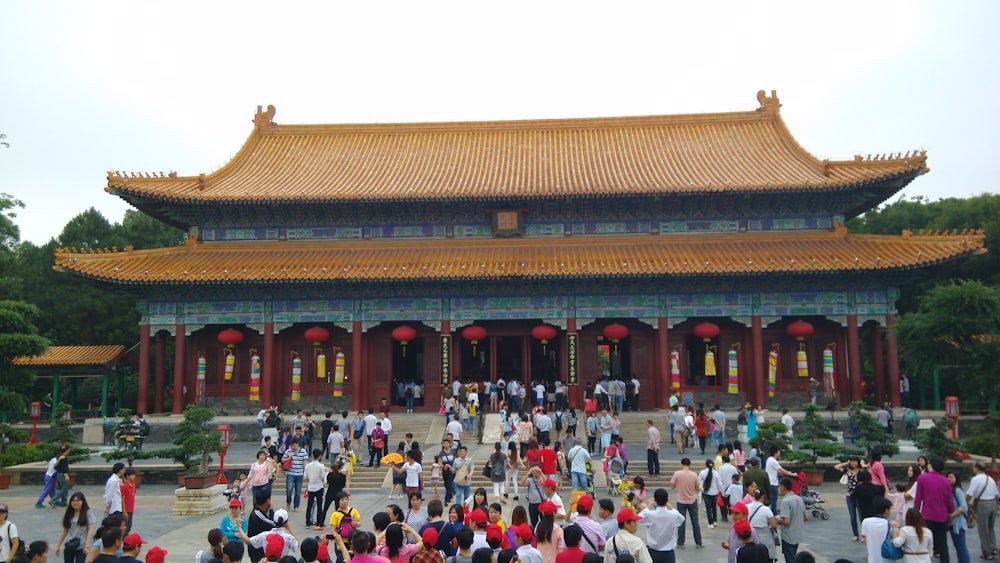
[
  {"xmin": 328, "ymin": 492, "xmax": 360, "ymax": 540},
  {"xmin": 132, "ymin": 414, "xmax": 149, "ymax": 452},
  {"xmin": 0, "ymin": 504, "xmax": 23, "ymax": 563}
]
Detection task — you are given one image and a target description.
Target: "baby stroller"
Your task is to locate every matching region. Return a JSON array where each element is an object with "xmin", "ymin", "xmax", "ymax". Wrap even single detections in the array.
[
  {"xmin": 606, "ymin": 456, "xmax": 625, "ymax": 496},
  {"xmin": 795, "ymin": 471, "xmax": 829, "ymax": 520}
]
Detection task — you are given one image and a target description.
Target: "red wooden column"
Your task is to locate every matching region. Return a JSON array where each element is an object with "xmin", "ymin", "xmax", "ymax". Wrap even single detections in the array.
[
  {"xmin": 872, "ymin": 324, "xmax": 885, "ymax": 406},
  {"xmin": 352, "ymin": 321, "xmax": 364, "ymax": 411},
  {"xmin": 886, "ymin": 313, "xmax": 902, "ymax": 407},
  {"xmin": 154, "ymin": 332, "xmax": 166, "ymax": 413},
  {"xmin": 262, "ymin": 322, "xmax": 274, "ymax": 408},
  {"xmin": 847, "ymin": 315, "xmax": 862, "ymax": 402},
  {"xmin": 657, "ymin": 317, "xmax": 670, "ymax": 409},
  {"xmin": 751, "ymin": 316, "xmax": 764, "ymax": 407},
  {"xmin": 172, "ymin": 325, "xmax": 185, "ymax": 414},
  {"xmin": 138, "ymin": 324, "xmax": 151, "ymax": 416}
]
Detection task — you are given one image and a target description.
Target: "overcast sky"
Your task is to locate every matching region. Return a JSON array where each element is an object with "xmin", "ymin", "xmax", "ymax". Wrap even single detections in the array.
[{"xmin": 1, "ymin": 1, "xmax": 998, "ymax": 245}]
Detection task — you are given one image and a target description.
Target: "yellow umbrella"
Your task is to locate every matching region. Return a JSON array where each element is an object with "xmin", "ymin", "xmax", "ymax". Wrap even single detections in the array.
[{"xmin": 381, "ymin": 452, "xmax": 404, "ymax": 465}]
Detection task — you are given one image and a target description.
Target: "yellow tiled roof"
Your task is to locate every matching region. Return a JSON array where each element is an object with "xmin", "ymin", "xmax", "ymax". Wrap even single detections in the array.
[
  {"xmin": 105, "ymin": 92, "xmax": 928, "ymax": 203},
  {"xmin": 53, "ymin": 229, "xmax": 985, "ymax": 284},
  {"xmin": 13, "ymin": 345, "xmax": 127, "ymax": 367}
]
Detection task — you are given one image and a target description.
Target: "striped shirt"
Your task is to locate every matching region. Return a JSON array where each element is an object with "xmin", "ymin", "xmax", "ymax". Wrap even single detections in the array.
[{"xmin": 283, "ymin": 448, "xmax": 309, "ymax": 476}]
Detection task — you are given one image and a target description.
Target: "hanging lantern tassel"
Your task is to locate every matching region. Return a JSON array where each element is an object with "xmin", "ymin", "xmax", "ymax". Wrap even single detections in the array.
[
  {"xmin": 249, "ymin": 353, "xmax": 261, "ymax": 402},
  {"xmin": 334, "ymin": 352, "xmax": 345, "ymax": 398},
  {"xmin": 768, "ymin": 349, "xmax": 778, "ymax": 398},
  {"xmin": 291, "ymin": 356, "xmax": 302, "ymax": 401},
  {"xmin": 823, "ymin": 346, "xmax": 836, "ymax": 398},
  {"xmin": 797, "ymin": 339, "xmax": 809, "ymax": 377},
  {"xmin": 727, "ymin": 348, "xmax": 739, "ymax": 395},
  {"xmin": 670, "ymin": 350, "xmax": 681, "ymax": 390},
  {"xmin": 196, "ymin": 356, "xmax": 207, "ymax": 406},
  {"xmin": 704, "ymin": 344, "xmax": 717, "ymax": 377},
  {"xmin": 317, "ymin": 352, "xmax": 326, "ymax": 380},
  {"xmin": 224, "ymin": 351, "xmax": 235, "ymax": 381}
]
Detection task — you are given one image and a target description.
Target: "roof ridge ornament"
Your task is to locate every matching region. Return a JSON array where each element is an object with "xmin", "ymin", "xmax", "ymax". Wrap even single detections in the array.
[
  {"xmin": 254, "ymin": 104, "xmax": 277, "ymax": 135},
  {"xmin": 755, "ymin": 90, "xmax": 781, "ymax": 116}
]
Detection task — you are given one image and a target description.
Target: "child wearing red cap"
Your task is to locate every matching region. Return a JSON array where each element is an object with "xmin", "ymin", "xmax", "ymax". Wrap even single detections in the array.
[{"xmin": 511, "ymin": 524, "xmax": 542, "ymax": 563}]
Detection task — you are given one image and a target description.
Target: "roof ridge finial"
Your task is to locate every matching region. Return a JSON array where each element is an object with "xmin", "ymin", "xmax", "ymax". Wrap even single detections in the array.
[
  {"xmin": 254, "ymin": 104, "xmax": 277, "ymax": 135},
  {"xmin": 755, "ymin": 90, "xmax": 781, "ymax": 116}
]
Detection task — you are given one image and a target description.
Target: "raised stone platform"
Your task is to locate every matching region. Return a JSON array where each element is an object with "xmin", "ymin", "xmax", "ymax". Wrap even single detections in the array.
[{"xmin": 174, "ymin": 484, "xmax": 227, "ymax": 515}]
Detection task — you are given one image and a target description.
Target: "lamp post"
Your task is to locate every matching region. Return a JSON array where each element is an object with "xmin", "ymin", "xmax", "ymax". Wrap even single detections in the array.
[
  {"xmin": 945, "ymin": 396, "xmax": 960, "ymax": 440},
  {"xmin": 216, "ymin": 424, "xmax": 231, "ymax": 485},
  {"xmin": 28, "ymin": 401, "xmax": 41, "ymax": 445}
]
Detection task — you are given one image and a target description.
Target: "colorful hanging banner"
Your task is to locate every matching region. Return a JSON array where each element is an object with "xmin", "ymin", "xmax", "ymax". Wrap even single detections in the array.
[
  {"xmin": 317, "ymin": 353, "xmax": 327, "ymax": 379},
  {"xmin": 727, "ymin": 349, "xmax": 739, "ymax": 394},
  {"xmin": 797, "ymin": 347, "xmax": 809, "ymax": 377},
  {"xmin": 767, "ymin": 350, "xmax": 778, "ymax": 398},
  {"xmin": 291, "ymin": 357, "xmax": 302, "ymax": 401},
  {"xmin": 823, "ymin": 347, "xmax": 835, "ymax": 398},
  {"xmin": 705, "ymin": 349, "xmax": 717, "ymax": 377},
  {"xmin": 224, "ymin": 351, "xmax": 235, "ymax": 381},
  {"xmin": 249, "ymin": 353, "xmax": 261, "ymax": 402},
  {"xmin": 333, "ymin": 352, "xmax": 345, "ymax": 397},
  {"xmin": 670, "ymin": 350, "xmax": 681, "ymax": 390},
  {"xmin": 196, "ymin": 356, "xmax": 206, "ymax": 406}
]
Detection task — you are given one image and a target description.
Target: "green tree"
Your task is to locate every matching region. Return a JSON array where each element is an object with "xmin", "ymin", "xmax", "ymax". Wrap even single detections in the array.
[
  {"xmin": 0, "ymin": 300, "xmax": 49, "ymax": 417},
  {"xmin": 894, "ymin": 280, "xmax": 1000, "ymax": 401},
  {"xmin": 914, "ymin": 417, "xmax": 963, "ymax": 462},
  {"xmin": 119, "ymin": 209, "xmax": 185, "ymax": 249},
  {"xmin": 845, "ymin": 401, "xmax": 900, "ymax": 459},
  {"xmin": 0, "ymin": 193, "xmax": 25, "ymax": 296}
]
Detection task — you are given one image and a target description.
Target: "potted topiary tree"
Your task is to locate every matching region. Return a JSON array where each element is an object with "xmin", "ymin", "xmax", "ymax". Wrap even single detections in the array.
[
  {"xmin": 156, "ymin": 405, "xmax": 223, "ymax": 488},
  {"xmin": 846, "ymin": 401, "xmax": 900, "ymax": 459},
  {"xmin": 784, "ymin": 403, "xmax": 842, "ymax": 485},
  {"xmin": 101, "ymin": 408, "xmax": 151, "ymax": 470},
  {"xmin": 749, "ymin": 421, "xmax": 793, "ymax": 460}
]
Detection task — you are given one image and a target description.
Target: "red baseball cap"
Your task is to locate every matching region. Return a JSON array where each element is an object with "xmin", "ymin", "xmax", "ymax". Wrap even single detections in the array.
[
  {"xmin": 576, "ymin": 495, "xmax": 594, "ymax": 512},
  {"xmin": 146, "ymin": 547, "xmax": 168, "ymax": 563},
  {"xmin": 538, "ymin": 501, "xmax": 557, "ymax": 516},
  {"xmin": 616, "ymin": 507, "xmax": 643, "ymax": 524},
  {"xmin": 486, "ymin": 524, "xmax": 504, "ymax": 542},
  {"xmin": 265, "ymin": 534, "xmax": 285, "ymax": 559},
  {"xmin": 541, "ymin": 478, "xmax": 558, "ymax": 489},
  {"xmin": 729, "ymin": 501, "xmax": 749, "ymax": 514},
  {"xmin": 734, "ymin": 519, "xmax": 753, "ymax": 538},
  {"xmin": 512, "ymin": 523, "xmax": 534, "ymax": 544},
  {"xmin": 468, "ymin": 509, "xmax": 488, "ymax": 525},
  {"xmin": 421, "ymin": 528, "xmax": 439, "ymax": 546},
  {"xmin": 123, "ymin": 534, "xmax": 147, "ymax": 549}
]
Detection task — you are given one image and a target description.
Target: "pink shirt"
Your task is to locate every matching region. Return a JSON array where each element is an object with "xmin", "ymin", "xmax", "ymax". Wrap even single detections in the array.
[{"xmin": 670, "ymin": 469, "xmax": 700, "ymax": 504}]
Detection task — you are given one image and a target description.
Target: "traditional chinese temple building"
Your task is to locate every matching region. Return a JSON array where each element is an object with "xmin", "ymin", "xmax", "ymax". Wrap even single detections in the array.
[{"xmin": 54, "ymin": 91, "xmax": 985, "ymax": 415}]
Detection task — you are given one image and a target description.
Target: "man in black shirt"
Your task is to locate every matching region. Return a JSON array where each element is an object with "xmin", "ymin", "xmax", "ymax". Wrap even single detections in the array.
[
  {"xmin": 247, "ymin": 491, "xmax": 275, "ymax": 563},
  {"xmin": 320, "ymin": 412, "xmax": 335, "ymax": 460},
  {"xmin": 93, "ymin": 527, "xmax": 124, "ymax": 563}
]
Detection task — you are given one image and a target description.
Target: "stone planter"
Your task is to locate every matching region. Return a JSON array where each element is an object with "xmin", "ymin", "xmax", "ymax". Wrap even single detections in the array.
[{"xmin": 174, "ymin": 484, "xmax": 227, "ymax": 515}]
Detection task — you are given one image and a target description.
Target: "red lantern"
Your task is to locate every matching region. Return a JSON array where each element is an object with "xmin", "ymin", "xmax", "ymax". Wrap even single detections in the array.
[
  {"xmin": 785, "ymin": 320, "xmax": 814, "ymax": 340},
  {"xmin": 217, "ymin": 328, "xmax": 244, "ymax": 349},
  {"xmin": 304, "ymin": 326, "xmax": 330, "ymax": 347},
  {"xmin": 603, "ymin": 323, "xmax": 628, "ymax": 355},
  {"xmin": 693, "ymin": 322, "xmax": 720, "ymax": 342},
  {"xmin": 462, "ymin": 325, "xmax": 487, "ymax": 356},
  {"xmin": 392, "ymin": 325, "xmax": 418, "ymax": 357},
  {"xmin": 532, "ymin": 324, "xmax": 558, "ymax": 354}
]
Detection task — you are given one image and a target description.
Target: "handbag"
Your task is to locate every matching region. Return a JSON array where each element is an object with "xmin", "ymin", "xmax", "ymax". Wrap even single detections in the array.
[
  {"xmin": 770, "ymin": 527, "xmax": 781, "ymax": 548},
  {"xmin": 881, "ymin": 525, "xmax": 904, "ymax": 560},
  {"xmin": 64, "ymin": 538, "xmax": 82, "ymax": 553},
  {"xmin": 965, "ymin": 487, "xmax": 979, "ymax": 529},
  {"xmin": 454, "ymin": 461, "xmax": 471, "ymax": 486},
  {"xmin": 839, "ymin": 472, "xmax": 850, "ymax": 485},
  {"xmin": 716, "ymin": 492, "xmax": 726, "ymax": 508},
  {"xmin": 483, "ymin": 464, "xmax": 492, "ymax": 479}
]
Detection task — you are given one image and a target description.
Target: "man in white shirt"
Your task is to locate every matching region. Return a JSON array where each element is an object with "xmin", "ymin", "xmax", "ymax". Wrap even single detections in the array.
[
  {"xmin": 535, "ymin": 409, "xmax": 553, "ymax": 446},
  {"xmin": 629, "ymin": 376, "xmax": 640, "ymax": 411},
  {"xmin": 711, "ymin": 404, "xmax": 727, "ymax": 448},
  {"xmin": 646, "ymin": 419, "xmax": 661, "ymax": 476},
  {"xmin": 860, "ymin": 497, "xmax": 893, "ymax": 563},
  {"xmin": 638, "ymin": 488, "xmax": 685, "ymax": 560},
  {"xmin": 326, "ymin": 428, "xmax": 344, "ymax": 460},
  {"xmin": 362, "ymin": 408, "xmax": 378, "ymax": 464},
  {"xmin": 968, "ymin": 461, "xmax": 999, "ymax": 559},
  {"xmin": 447, "ymin": 416, "xmax": 463, "ymax": 445},
  {"xmin": 534, "ymin": 382, "xmax": 546, "ymax": 408},
  {"xmin": 452, "ymin": 378, "xmax": 462, "ymax": 400},
  {"xmin": 506, "ymin": 380, "xmax": 520, "ymax": 411},
  {"xmin": 303, "ymin": 449, "xmax": 326, "ymax": 529},
  {"xmin": 781, "ymin": 408, "xmax": 795, "ymax": 438},
  {"xmin": 104, "ymin": 462, "xmax": 126, "ymax": 515},
  {"xmin": 378, "ymin": 413, "xmax": 392, "ymax": 458}
]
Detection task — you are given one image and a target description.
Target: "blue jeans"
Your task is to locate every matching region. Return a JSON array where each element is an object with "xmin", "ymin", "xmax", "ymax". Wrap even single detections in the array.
[
  {"xmin": 456, "ymin": 484, "xmax": 471, "ymax": 507},
  {"xmin": 252, "ymin": 482, "xmax": 272, "ymax": 501},
  {"xmin": 781, "ymin": 540, "xmax": 798, "ymax": 563},
  {"xmin": 675, "ymin": 501, "xmax": 702, "ymax": 547},
  {"xmin": 614, "ymin": 395, "xmax": 624, "ymax": 412},
  {"xmin": 712, "ymin": 429, "xmax": 725, "ymax": 448},
  {"xmin": 950, "ymin": 526, "xmax": 971, "ymax": 563},
  {"xmin": 845, "ymin": 494, "xmax": 860, "ymax": 537},
  {"xmin": 771, "ymin": 485, "xmax": 779, "ymax": 509},
  {"xmin": 406, "ymin": 396, "xmax": 414, "ymax": 410},
  {"xmin": 285, "ymin": 474, "xmax": 303, "ymax": 508},
  {"xmin": 571, "ymin": 471, "xmax": 588, "ymax": 490}
]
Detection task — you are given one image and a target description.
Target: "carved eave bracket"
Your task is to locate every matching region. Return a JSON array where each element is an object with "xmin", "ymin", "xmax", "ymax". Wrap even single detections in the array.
[
  {"xmin": 254, "ymin": 104, "xmax": 277, "ymax": 136},
  {"xmin": 756, "ymin": 90, "xmax": 781, "ymax": 117}
]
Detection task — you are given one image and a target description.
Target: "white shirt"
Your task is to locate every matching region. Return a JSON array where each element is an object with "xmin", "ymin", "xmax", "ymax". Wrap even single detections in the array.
[
  {"xmin": 765, "ymin": 456, "xmax": 784, "ymax": 486},
  {"xmin": 104, "ymin": 473, "xmax": 123, "ymax": 513},
  {"xmin": 968, "ymin": 473, "xmax": 999, "ymax": 501},
  {"xmin": 638, "ymin": 505, "xmax": 685, "ymax": 551},
  {"xmin": 380, "ymin": 417, "xmax": 393, "ymax": 434},
  {"xmin": 304, "ymin": 460, "xmax": 326, "ymax": 492},
  {"xmin": 546, "ymin": 492, "xmax": 567, "ymax": 519},
  {"xmin": 860, "ymin": 516, "xmax": 891, "ymax": 563},
  {"xmin": 363, "ymin": 414, "xmax": 378, "ymax": 435},
  {"xmin": 781, "ymin": 413, "xmax": 795, "ymax": 431},
  {"xmin": 698, "ymin": 468, "xmax": 722, "ymax": 495},
  {"xmin": 0, "ymin": 521, "xmax": 18, "ymax": 562},
  {"xmin": 535, "ymin": 383, "xmax": 546, "ymax": 399},
  {"xmin": 248, "ymin": 529, "xmax": 299, "ymax": 557},
  {"xmin": 403, "ymin": 461, "xmax": 422, "ymax": 487},
  {"xmin": 447, "ymin": 419, "xmax": 463, "ymax": 441},
  {"xmin": 746, "ymin": 500, "xmax": 774, "ymax": 529},
  {"xmin": 631, "ymin": 378, "xmax": 640, "ymax": 394},
  {"xmin": 45, "ymin": 457, "xmax": 58, "ymax": 477}
]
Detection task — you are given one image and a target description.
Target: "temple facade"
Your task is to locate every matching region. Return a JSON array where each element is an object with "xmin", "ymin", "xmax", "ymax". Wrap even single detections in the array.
[{"xmin": 54, "ymin": 91, "xmax": 986, "ymax": 415}]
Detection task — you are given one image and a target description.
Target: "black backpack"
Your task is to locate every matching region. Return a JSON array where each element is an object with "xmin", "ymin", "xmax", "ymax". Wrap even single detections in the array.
[
  {"xmin": 4, "ymin": 523, "xmax": 25, "ymax": 560},
  {"xmin": 266, "ymin": 411, "xmax": 281, "ymax": 428},
  {"xmin": 138, "ymin": 420, "xmax": 151, "ymax": 437}
]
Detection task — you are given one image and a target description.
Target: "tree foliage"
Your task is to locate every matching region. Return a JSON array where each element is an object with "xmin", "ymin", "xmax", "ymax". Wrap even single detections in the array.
[
  {"xmin": 784, "ymin": 403, "xmax": 842, "ymax": 468},
  {"xmin": 0, "ymin": 300, "xmax": 49, "ymax": 415},
  {"xmin": 894, "ymin": 280, "xmax": 1000, "ymax": 400},
  {"xmin": 914, "ymin": 417, "xmax": 963, "ymax": 462},
  {"xmin": 845, "ymin": 401, "xmax": 899, "ymax": 459}
]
